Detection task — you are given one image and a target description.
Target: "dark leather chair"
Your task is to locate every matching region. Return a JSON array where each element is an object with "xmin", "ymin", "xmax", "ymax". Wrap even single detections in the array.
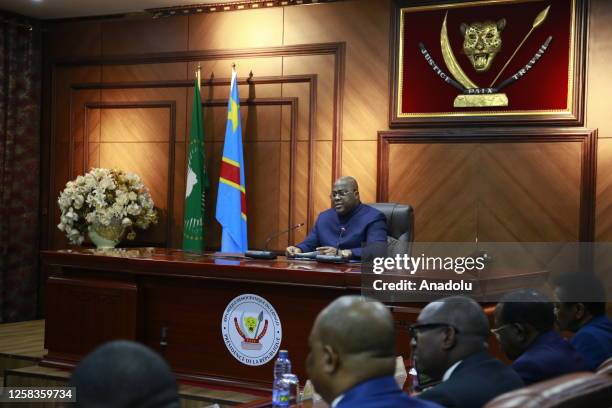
[
  {"xmin": 483, "ymin": 372, "xmax": 612, "ymax": 408},
  {"xmin": 368, "ymin": 203, "xmax": 414, "ymax": 256}
]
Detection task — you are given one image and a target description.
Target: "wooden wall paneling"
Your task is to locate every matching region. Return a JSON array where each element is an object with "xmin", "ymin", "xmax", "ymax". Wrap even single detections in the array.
[
  {"xmin": 99, "ymin": 107, "xmax": 170, "ymax": 142},
  {"xmin": 54, "ymin": 43, "xmax": 344, "ymax": 182},
  {"xmin": 313, "ymin": 141, "xmax": 333, "ymax": 219},
  {"xmin": 293, "ymin": 142, "xmax": 310, "ymax": 245},
  {"xmin": 479, "ymin": 143, "xmax": 582, "ymax": 242},
  {"xmin": 280, "ymin": 79, "xmax": 316, "ymax": 243},
  {"xmin": 281, "ymin": 82, "xmax": 311, "ymax": 143},
  {"xmin": 102, "ymin": 62, "xmax": 188, "ymax": 83},
  {"xmin": 586, "ymin": 0, "xmax": 612, "ymax": 136},
  {"xmin": 187, "ymin": 57, "xmax": 283, "ymax": 88},
  {"xmin": 188, "ymin": 8, "xmax": 283, "ymax": 51},
  {"xmin": 204, "ymin": 141, "xmax": 223, "ymax": 249},
  {"xmin": 71, "ymin": 89, "xmax": 101, "ymax": 178},
  {"xmin": 282, "ymin": 56, "xmax": 333, "ymax": 142},
  {"xmin": 283, "ymin": 0, "xmax": 389, "ymax": 177},
  {"xmin": 596, "ymin": 139, "xmax": 612, "ymax": 241},
  {"xmin": 102, "ymin": 16, "xmax": 189, "ymax": 56},
  {"xmin": 44, "ymin": 21, "xmax": 102, "ymax": 59},
  {"xmin": 47, "ymin": 43, "xmax": 344, "ymax": 252},
  {"xmin": 172, "ymin": 142, "xmax": 186, "ymax": 248},
  {"xmin": 378, "ymin": 128, "xmax": 598, "ymax": 243},
  {"xmin": 276, "ymin": 141, "xmax": 292, "ymax": 249},
  {"xmin": 342, "ymin": 141, "xmax": 377, "ymax": 203},
  {"xmin": 50, "ymin": 67, "xmax": 102, "ymax": 248},
  {"xmin": 386, "ymin": 142, "xmax": 479, "ymax": 242},
  {"xmin": 84, "ymin": 101, "xmax": 176, "ymax": 247},
  {"xmin": 283, "ymin": 0, "xmax": 390, "ymax": 142},
  {"xmin": 56, "ymin": 67, "xmax": 102, "ymax": 144},
  {"xmin": 202, "ymin": 98, "xmax": 296, "ymax": 250},
  {"xmin": 99, "ymin": 88, "xmax": 187, "ymax": 141}
]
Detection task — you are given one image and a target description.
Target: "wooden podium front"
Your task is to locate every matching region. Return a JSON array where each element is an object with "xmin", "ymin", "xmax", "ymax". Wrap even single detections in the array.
[{"xmin": 40, "ymin": 248, "xmax": 382, "ymax": 389}]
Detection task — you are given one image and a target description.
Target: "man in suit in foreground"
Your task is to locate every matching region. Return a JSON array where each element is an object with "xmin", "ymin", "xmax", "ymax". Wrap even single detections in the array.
[
  {"xmin": 286, "ymin": 176, "xmax": 387, "ymax": 260},
  {"xmin": 69, "ymin": 340, "xmax": 180, "ymax": 408},
  {"xmin": 553, "ymin": 272, "xmax": 612, "ymax": 371},
  {"xmin": 306, "ymin": 295, "xmax": 441, "ymax": 408},
  {"xmin": 413, "ymin": 296, "xmax": 523, "ymax": 408},
  {"xmin": 493, "ymin": 288, "xmax": 588, "ymax": 385}
]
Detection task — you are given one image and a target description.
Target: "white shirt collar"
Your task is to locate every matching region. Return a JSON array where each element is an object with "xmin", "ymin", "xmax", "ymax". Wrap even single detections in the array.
[
  {"xmin": 442, "ymin": 360, "xmax": 462, "ymax": 382},
  {"xmin": 331, "ymin": 394, "xmax": 344, "ymax": 408}
]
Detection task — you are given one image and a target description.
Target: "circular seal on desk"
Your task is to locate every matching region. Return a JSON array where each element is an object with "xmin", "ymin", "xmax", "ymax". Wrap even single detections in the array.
[{"xmin": 221, "ymin": 294, "xmax": 282, "ymax": 366}]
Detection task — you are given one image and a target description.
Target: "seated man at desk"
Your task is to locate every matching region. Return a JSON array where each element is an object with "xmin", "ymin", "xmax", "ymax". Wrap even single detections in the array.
[{"xmin": 286, "ymin": 176, "xmax": 387, "ymax": 260}]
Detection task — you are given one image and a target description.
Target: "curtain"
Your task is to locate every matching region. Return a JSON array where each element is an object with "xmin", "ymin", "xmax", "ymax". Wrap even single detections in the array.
[{"xmin": 0, "ymin": 15, "xmax": 41, "ymax": 322}]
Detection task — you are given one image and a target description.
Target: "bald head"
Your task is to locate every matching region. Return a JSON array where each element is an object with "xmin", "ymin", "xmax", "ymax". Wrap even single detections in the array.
[
  {"xmin": 307, "ymin": 296, "xmax": 397, "ymax": 403},
  {"xmin": 412, "ymin": 296, "xmax": 489, "ymax": 381},
  {"xmin": 314, "ymin": 295, "xmax": 395, "ymax": 357},
  {"xmin": 419, "ymin": 296, "xmax": 489, "ymax": 340},
  {"xmin": 334, "ymin": 176, "xmax": 359, "ymax": 191}
]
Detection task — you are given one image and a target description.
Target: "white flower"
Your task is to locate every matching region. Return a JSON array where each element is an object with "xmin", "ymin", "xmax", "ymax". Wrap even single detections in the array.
[
  {"xmin": 127, "ymin": 203, "xmax": 141, "ymax": 216},
  {"xmin": 73, "ymin": 195, "xmax": 85, "ymax": 209},
  {"xmin": 56, "ymin": 168, "xmax": 157, "ymax": 244}
]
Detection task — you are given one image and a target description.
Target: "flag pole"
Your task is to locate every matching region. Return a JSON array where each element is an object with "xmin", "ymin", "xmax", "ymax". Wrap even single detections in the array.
[{"xmin": 195, "ymin": 64, "xmax": 201, "ymax": 92}]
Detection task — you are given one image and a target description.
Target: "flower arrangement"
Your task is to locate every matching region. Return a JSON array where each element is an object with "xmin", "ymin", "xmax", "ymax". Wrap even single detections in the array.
[{"xmin": 57, "ymin": 168, "xmax": 158, "ymax": 245}]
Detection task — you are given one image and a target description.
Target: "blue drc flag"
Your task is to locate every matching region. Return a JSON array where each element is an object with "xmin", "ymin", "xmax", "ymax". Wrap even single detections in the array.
[{"xmin": 215, "ymin": 68, "xmax": 248, "ymax": 253}]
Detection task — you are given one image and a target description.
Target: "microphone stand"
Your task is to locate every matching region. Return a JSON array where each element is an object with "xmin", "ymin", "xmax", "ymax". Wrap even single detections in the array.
[
  {"xmin": 316, "ymin": 226, "xmax": 348, "ymax": 263},
  {"xmin": 245, "ymin": 223, "xmax": 304, "ymax": 260}
]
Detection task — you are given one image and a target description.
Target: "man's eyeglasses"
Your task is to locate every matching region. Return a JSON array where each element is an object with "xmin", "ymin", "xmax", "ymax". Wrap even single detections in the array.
[
  {"xmin": 408, "ymin": 323, "xmax": 458, "ymax": 339},
  {"xmin": 330, "ymin": 190, "xmax": 354, "ymax": 199},
  {"xmin": 490, "ymin": 324, "xmax": 514, "ymax": 339}
]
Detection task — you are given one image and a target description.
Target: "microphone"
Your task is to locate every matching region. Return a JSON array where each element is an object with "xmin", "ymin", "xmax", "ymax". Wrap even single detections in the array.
[
  {"xmin": 336, "ymin": 226, "xmax": 347, "ymax": 253},
  {"xmin": 245, "ymin": 223, "xmax": 305, "ymax": 260},
  {"xmin": 316, "ymin": 225, "xmax": 348, "ymax": 263}
]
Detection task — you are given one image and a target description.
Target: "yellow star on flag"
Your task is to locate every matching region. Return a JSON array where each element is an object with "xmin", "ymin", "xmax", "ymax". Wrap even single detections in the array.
[{"xmin": 228, "ymin": 98, "xmax": 238, "ymax": 132}]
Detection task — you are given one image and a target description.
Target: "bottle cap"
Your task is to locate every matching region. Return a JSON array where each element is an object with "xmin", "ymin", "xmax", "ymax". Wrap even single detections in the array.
[{"xmin": 279, "ymin": 350, "xmax": 289, "ymax": 358}]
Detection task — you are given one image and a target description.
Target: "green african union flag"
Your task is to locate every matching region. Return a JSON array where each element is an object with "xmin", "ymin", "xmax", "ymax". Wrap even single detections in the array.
[{"xmin": 183, "ymin": 72, "xmax": 209, "ymax": 251}]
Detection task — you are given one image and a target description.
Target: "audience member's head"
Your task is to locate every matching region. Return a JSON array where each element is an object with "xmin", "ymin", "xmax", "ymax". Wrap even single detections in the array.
[
  {"xmin": 411, "ymin": 296, "xmax": 489, "ymax": 382},
  {"xmin": 69, "ymin": 340, "xmax": 180, "ymax": 408},
  {"xmin": 552, "ymin": 272, "xmax": 607, "ymax": 332},
  {"xmin": 493, "ymin": 289, "xmax": 555, "ymax": 360},
  {"xmin": 306, "ymin": 295, "xmax": 396, "ymax": 403}
]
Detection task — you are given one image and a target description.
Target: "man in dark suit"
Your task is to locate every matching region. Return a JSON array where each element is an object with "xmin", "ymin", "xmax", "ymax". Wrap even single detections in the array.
[
  {"xmin": 553, "ymin": 272, "xmax": 612, "ymax": 371},
  {"xmin": 493, "ymin": 288, "xmax": 588, "ymax": 385},
  {"xmin": 286, "ymin": 176, "xmax": 387, "ymax": 260},
  {"xmin": 413, "ymin": 296, "xmax": 523, "ymax": 408},
  {"xmin": 306, "ymin": 296, "xmax": 441, "ymax": 408}
]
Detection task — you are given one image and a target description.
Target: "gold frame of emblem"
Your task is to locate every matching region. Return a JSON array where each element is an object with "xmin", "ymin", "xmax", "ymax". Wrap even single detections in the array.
[{"xmin": 394, "ymin": 0, "xmax": 578, "ymax": 121}]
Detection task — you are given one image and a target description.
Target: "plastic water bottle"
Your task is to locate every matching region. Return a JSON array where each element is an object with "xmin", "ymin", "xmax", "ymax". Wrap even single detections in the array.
[
  {"xmin": 272, "ymin": 350, "xmax": 292, "ymax": 407},
  {"xmin": 274, "ymin": 350, "xmax": 292, "ymax": 379},
  {"xmin": 280, "ymin": 373, "xmax": 300, "ymax": 405}
]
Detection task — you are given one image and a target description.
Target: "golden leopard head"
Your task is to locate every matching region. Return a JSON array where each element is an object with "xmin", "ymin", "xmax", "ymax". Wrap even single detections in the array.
[{"xmin": 460, "ymin": 19, "xmax": 506, "ymax": 72}]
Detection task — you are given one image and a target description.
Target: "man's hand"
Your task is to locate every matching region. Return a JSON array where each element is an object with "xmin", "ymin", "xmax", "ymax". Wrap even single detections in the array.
[
  {"xmin": 316, "ymin": 246, "xmax": 338, "ymax": 255},
  {"xmin": 286, "ymin": 246, "xmax": 302, "ymax": 257}
]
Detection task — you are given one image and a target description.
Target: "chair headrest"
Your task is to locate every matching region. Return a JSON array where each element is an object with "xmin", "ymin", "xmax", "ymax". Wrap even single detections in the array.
[
  {"xmin": 367, "ymin": 203, "xmax": 413, "ymax": 241},
  {"xmin": 484, "ymin": 372, "xmax": 612, "ymax": 408}
]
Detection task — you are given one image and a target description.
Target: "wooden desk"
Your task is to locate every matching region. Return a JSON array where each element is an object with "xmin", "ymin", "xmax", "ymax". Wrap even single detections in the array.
[
  {"xmin": 40, "ymin": 248, "xmax": 545, "ymax": 390},
  {"xmin": 40, "ymin": 248, "xmax": 372, "ymax": 389}
]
